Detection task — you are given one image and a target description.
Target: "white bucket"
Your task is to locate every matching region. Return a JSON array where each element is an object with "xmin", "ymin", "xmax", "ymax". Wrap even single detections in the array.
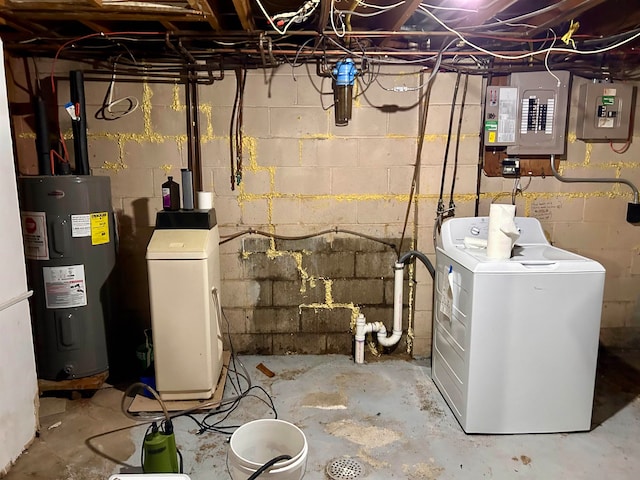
[{"xmin": 228, "ymin": 419, "xmax": 307, "ymax": 480}]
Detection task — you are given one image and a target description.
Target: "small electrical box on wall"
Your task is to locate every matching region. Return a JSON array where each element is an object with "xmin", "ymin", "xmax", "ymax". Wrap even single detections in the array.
[
  {"xmin": 484, "ymin": 86, "xmax": 518, "ymax": 147},
  {"xmin": 576, "ymin": 82, "xmax": 636, "ymax": 141}
]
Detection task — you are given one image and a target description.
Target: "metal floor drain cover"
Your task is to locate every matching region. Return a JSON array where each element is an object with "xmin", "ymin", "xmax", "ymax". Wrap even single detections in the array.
[{"xmin": 326, "ymin": 457, "xmax": 366, "ymax": 480}]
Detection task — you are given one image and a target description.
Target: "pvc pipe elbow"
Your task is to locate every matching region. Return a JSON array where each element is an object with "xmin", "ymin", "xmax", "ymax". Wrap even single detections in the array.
[{"xmin": 376, "ymin": 329, "xmax": 402, "ymax": 347}]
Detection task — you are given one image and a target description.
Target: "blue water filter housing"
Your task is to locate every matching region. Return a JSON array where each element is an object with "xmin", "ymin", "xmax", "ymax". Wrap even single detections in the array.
[{"xmin": 332, "ymin": 58, "xmax": 357, "ymax": 126}]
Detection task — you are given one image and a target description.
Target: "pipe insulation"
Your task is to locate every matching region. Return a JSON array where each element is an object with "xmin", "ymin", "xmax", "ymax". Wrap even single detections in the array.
[{"xmin": 70, "ymin": 71, "xmax": 90, "ymax": 175}]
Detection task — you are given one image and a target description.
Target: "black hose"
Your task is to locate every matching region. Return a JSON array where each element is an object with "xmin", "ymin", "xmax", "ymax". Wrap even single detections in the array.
[
  {"xmin": 247, "ymin": 455, "xmax": 293, "ymax": 480},
  {"xmin": 399, "ymin": 250, "xmax": 435, "ymax": 280},
  {"xmin": 438, "ymin": 71, "xmax": 462, "ymax": 211}
]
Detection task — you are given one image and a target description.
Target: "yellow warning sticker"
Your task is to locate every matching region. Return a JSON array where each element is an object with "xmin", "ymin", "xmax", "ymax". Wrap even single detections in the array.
[
  {"xmin": 488, "ymin": 131, "xmax": 496, "ymax": 143},
  {"xmin": 91, "ymin": 212, "xmax": 110, "ymax": 245}
]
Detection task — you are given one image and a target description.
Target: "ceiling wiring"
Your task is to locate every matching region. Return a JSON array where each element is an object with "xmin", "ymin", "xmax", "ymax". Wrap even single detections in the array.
[
  {"xmin": 544, "ymin": 29, "xmax": 561, "ymax": 86},
  {"xmin": 417, "ymin": 5, "xmax": 640, "ymax": 61},
  {"xmin": 330, "ymin": 0, "xmax": 347, "ymax": 38},
  {"xmin": 420, "ymin": 2, "xmax": 478, "ymax": 13}
]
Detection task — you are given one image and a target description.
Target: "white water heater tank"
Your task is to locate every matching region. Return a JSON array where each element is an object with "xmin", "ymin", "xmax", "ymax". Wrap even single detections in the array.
[{"xmin": 146, "ymin": 210, "xmax": 222, "ymax": 401}]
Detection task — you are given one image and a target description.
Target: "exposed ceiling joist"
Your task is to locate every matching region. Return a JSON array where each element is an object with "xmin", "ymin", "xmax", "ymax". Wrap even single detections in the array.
[
  {"xmin": 0, "ymin": 0, "xmax": 638, "ymax": 78},
  {"xmin": 187, "ymin": 0, "xmax": 221, "ymax": 31},
  {"xmin": 454, "ymin": 0, "xmax": 520, "ymax": 28},
  {"xmin": 231, "ymin": 0, "xmax": 255, "ymax": 32},
  {"xmin": 528, "ymin": 0, "xmax": 608, "ymax": 36},
  {"xmin": 377, "ymin": 0, "xmax": 424, "ymax": 32},
  {"xmin": 81, "ymin": 20, "xmax": 112, "ymax": 33}
]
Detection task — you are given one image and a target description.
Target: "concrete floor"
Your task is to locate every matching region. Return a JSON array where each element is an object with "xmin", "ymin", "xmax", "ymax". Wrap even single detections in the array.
[{"xmin": 5, "ymin": 348, "xmax": 640, "ymax": 480}]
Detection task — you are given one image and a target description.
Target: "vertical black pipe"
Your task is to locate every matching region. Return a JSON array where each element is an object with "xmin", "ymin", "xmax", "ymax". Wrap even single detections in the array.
[
  {"xmin": 185, "ymin": 70, "xmax": 202, "ymax": 192},
  {"xmin": 70, "ymin": 70, "xmax": 90, "ymax": 175},
  {"xmin": 33, "ymin": 95, "xmax": 52, "ymax": 175}
]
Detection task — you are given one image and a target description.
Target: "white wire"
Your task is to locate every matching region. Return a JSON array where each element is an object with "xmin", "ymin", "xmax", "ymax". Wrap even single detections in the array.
[
  {"xmin": 418, "ymin": 6, "xmax": 640, "ymax": 60},
  {"xmin": 282, "ymin": 1, "xmax": 320, "ymax": 35},
  {"xmin": 503, "ymin": 22, "xmax": 537, "ymax": 29},
  {"xmin": 254, "ymin": 0, "xmax": 286, "ymax": 35},
  {"xmin": 355, "ymin": 0, "xmax": 406, "ymax": 10},
  {"xmin": 544, "ymin": 29, "xmax": 561, "ymax": 86},
  {"xmin": 103, "ymin": 63, "xmax": 140, "ymax": 119},
  {"xmin": 330, "ymin": 0, "xmax": 346, "ymax": 38},
  {"xmin": 420, "ymin": 2, "xmax": 478, "ymax": 13},
  {"xmin": 455, "ymin": 1, "xmax": 566, "ymax": 31},
  {"xmin": 336, "ymin": 8, "xmax": 394, "ymax": 17}
]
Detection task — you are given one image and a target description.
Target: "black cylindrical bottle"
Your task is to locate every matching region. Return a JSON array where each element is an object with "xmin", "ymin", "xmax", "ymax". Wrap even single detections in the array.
[{"xmin": 162, "ymin": 176, "xmax": 180, "ymax": 211}]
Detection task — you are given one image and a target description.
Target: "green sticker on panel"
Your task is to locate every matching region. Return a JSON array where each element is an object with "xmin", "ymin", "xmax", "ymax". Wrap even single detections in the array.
[
  {"xmin": 485, "ymin": 120, "xmax": 498, "ymax": 131},
  {"xmin": 602, "ymin": 96, "xmax": 615, "ymax": 105}
]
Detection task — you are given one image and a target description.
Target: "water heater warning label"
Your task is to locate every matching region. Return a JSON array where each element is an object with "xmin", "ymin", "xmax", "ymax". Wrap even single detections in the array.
[
  {"xmin": 71, "ymin": 214, "xmax": 91, "ymax": 237},
  {"xmin": 91, "ymin": 212, "xmax": 110, "ymax": 245},
  {"xmin": 43, "ymin": 264, "xmax": 87, "ymax": 309},
  {"xmin": 21, "ymin": 211, "xmax": 49, "ymax": 260}
]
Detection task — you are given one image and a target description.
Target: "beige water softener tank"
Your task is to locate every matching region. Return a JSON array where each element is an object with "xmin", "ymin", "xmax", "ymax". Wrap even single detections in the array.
[{"xmin": 146, "ymin": 210, "xmax": 223, "ymax": 400}]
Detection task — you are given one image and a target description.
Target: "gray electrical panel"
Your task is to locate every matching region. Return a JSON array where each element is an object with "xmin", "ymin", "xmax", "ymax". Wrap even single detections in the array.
[
  {"xmin": 576, "ymin": 82, "xmax": 636, "ymax": 141},
  {"xmin": 507, "ymin": 71, "xmax": 571, "ymax": 156},
  {"xmin": 485, "ymin": 71, "xmax": 571, "ymax": 156}
]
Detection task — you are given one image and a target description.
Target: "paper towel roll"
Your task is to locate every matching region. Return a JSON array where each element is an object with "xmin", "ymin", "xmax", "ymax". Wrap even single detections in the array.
[
  {"xmin": 196, "ymin": 191, "xmax": 214, "ymax": 210},
  {"xmin": 487, "ymin": 204, "xmax": 520, "ymax": 259}
]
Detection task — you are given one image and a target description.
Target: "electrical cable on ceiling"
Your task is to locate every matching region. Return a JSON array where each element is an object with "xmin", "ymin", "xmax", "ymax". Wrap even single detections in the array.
[
  {"xmin": 374, "ymin": 38, "xmax": 457, "ymax": 92},
  {"xmin": 455, "ymin": 0, "xmax": 574, "ymax": 31},
  {"xmin": 420, "ymin": 2, "xmax": 478, "ymax": 13},
  {"xmin": 544, "ymin": 29, "xmax": 561, "ymax": 86},
  {"xmin": 254, "ymin": 0, "xmax": 320, "ymax": 36},
  {"xmin": 356, "ymin": 0, "xmax": 406, "ymax": 10},
  {"xmin": 330, "ymin": 0, "xmax": 346, "ymax": 38},
  {"xmin": 417, "ymin": 6, "xmax": 640, "ymax": 60}
]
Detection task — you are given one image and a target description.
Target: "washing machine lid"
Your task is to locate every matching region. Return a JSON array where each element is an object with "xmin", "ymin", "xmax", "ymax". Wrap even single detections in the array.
[
  {"xmin": 439, "ymin": 216, "xmax": 605, "ymax": 273},
  {"xmin": 443, "ymin": 243, "xmax": 605, "ymax": 273}
]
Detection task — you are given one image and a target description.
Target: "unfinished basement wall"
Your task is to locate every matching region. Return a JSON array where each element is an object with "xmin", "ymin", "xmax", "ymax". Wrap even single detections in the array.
[{"xmin": 6, "ymin": 56, "xmax": 640, "ymax": 361}]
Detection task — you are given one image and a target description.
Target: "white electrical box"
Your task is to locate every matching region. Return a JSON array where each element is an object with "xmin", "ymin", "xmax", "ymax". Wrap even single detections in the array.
[{"xmin": 576, "ymin": 82, "xmax": 636, "ymax": 141}]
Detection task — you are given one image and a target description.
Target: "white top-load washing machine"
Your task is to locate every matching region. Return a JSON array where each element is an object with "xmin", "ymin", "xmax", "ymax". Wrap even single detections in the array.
[{"xmin": 432, "ymin": 216, "xmax": 605, "ymax": 434}]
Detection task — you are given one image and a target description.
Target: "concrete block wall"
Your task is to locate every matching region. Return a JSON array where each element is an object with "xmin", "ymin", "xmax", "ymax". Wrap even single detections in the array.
[{"xmin": 7, "ymin": 56, "xmax": 640, "ymax": 360}]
